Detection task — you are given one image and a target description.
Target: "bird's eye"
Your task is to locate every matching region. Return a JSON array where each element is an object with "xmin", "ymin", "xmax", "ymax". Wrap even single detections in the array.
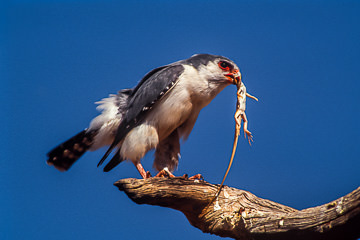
[{"xmin": 218, "ymin": 61, "xmax": 232, "ymax": 71}]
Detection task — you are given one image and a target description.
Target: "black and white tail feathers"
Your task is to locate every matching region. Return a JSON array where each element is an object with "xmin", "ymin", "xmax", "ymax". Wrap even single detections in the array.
[
  {"xmin": 47, "ymin": 129, "xmax": 97, "ymax": 171},
  {"xmin": 47, "ymin": 89, "xmax": 132, "ymax": 172}
]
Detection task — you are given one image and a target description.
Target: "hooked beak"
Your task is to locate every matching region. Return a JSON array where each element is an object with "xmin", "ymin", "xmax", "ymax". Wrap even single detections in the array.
[{"xmin": 225, "ymin": 70, "xmax": 241, "ymax": 85}]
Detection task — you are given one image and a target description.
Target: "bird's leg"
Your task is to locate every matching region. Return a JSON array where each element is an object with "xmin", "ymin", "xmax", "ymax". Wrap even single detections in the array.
[
  {"xmin": 134, "ymin": 162, "xmax": 151, "ymax": 179},
  {"xmin": 154, "ymin": 167, "xmax": 175, "ymax": 178}
]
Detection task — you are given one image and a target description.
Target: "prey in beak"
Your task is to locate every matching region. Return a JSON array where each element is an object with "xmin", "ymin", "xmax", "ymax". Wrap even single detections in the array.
[{"xmin": 225, "ymin": 69, "xmax": 241, "ymax": 85}]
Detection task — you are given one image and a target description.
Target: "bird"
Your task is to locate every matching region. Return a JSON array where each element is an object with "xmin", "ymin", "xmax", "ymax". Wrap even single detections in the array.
[{"xmin": 47, "ymin": 54, "xmax": 242, "ymax": 179}]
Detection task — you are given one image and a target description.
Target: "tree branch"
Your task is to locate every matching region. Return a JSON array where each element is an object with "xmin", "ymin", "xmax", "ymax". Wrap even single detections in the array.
[{"xmin": 114, "ymin": 177, "xmax": 360, "ymax": 240}]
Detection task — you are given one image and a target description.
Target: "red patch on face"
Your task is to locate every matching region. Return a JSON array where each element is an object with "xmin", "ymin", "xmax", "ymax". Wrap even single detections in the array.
[{"xmin": 218, "ymin": 61, "xmax": 231, "ymax": 71}]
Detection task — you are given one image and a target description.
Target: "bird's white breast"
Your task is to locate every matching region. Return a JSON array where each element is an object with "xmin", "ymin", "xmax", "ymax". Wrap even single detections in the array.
[{"xmin": 145, "ymin": 64, "xmax": 229, "ymax": 140}]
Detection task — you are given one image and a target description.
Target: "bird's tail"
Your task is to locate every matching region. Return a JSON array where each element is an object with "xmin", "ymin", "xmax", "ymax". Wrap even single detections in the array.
[{"xmin": 47, "ymin": 129, "xmax": 97, "ymax": 171}]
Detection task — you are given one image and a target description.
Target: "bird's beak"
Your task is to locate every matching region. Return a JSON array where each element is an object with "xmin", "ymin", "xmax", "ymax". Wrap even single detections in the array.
[{"xmin": 225, "ymin": 70, "xmax": 241, "ymax": 85}]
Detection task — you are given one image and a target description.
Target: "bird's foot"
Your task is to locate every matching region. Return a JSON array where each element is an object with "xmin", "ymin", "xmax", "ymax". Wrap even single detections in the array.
[
  {"xmin": 181, "ymin": 173, "xmax": 204, "ymax": 181},
  {"xmin": 155, "ymin": 168, "xmax": 175, "ymax": 178},
  {"xmin": 154, "ymin": 169, "xmax": 204, "ymax": 181},
  {"xmin": 188, "ymin": 174, "xmax": 204, "ymax": 181}
]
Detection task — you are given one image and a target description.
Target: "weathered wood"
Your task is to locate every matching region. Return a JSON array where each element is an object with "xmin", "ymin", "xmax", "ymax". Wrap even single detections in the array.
[{"xmin": 114, "ymin": 177, "xmax": 360, "ymax": 240}]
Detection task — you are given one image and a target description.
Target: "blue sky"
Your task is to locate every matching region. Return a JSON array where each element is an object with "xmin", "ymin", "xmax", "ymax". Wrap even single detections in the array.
[{"xmin": 2, "ymin": 1, "xmax": 360, "ymax": 239}]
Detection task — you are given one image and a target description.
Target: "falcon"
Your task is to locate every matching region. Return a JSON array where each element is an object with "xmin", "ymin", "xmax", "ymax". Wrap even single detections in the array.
[{"xmin": 47, "ymin": 54, "xmax": 243, "ymax": 179}]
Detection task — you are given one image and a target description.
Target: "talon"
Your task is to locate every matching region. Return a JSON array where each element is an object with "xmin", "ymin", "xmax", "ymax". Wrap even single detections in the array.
[
  {"xmin": 154, "ymin": 170, "xmax": 168, "ymax": 178},
  {"xmin": 188, "ymin": 174, "xmax": 204, "ymax": 181},
  {"xmin": 182, "ymin": 174, "xmax": 189, "ymax": 179},
  {"xmin": 155, "ymin": 168, "xmax": 175, "ymax": 178}
]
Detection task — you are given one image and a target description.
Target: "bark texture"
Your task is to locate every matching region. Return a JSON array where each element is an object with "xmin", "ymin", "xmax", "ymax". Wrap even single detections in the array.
[{"xmin": 114, "ymin": 177, "xmax": 360, "ymax": 240}]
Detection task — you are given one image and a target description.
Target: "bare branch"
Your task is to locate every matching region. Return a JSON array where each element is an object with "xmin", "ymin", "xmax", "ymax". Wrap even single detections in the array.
[{"xmin": 114, "ymin": 177, "xmax": 360, "ymax": 240}]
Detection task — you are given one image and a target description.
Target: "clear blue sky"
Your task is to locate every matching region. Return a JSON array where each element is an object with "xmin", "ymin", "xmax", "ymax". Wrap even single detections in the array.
[{"xmin": 2, "ymin": 1, "xmax": 360, "ymax": 239}]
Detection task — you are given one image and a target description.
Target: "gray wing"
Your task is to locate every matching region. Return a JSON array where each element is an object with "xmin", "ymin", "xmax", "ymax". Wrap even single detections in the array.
[
  {"xmin": 98, "ymin": 64, "xmax": 185, "ymax": 169},
  {"xmin": 126, "ymin": 64, "xmax": 184, "ymax": 121}
]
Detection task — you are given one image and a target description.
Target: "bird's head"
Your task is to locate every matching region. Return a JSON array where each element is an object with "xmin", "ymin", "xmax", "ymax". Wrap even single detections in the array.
[{"xmin": 186, "ymin": 54, "xmax": 241, "ymax": 86}]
